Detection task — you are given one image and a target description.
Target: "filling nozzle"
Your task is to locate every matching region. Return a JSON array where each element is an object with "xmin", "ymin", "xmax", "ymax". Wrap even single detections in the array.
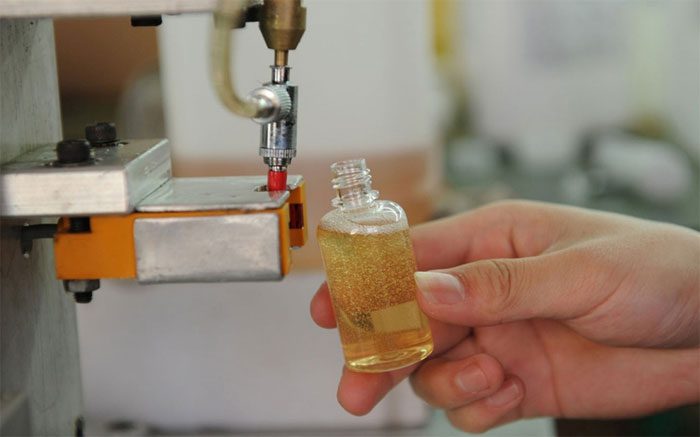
[
  {"xmin": 257, "ymin": 0, "xmax": 305, "ymax": 186},
  {"xmin": 258, "ymin": 64, "xmax": 297, "ymax": 189},
  {"xmin": 211, "ymin": 0, "xmax": 305, "ymax": 190}
]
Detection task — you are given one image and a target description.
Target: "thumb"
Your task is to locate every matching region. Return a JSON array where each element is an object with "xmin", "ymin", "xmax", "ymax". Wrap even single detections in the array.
[{"xmin": 414, "ymin": 254, "xmax": 601, "ymax": 326}]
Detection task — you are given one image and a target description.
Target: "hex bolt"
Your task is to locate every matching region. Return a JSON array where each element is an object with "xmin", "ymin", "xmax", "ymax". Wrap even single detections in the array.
[
  {"xmin": 63, "ymin": 279, "xmax": 100, "ymax": 304},
  {"xmin": 56, "ymin": 139, "xmax": 91, "ymax": 164},
  {"xmin": 85, "ymin": 122, "xmax": 118, "ymax": 146}
]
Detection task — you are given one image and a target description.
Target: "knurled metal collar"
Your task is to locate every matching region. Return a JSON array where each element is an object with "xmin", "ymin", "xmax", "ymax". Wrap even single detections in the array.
[{"xmin": 259, "ymin": 148, "xmax": 297, "ymax": 159}]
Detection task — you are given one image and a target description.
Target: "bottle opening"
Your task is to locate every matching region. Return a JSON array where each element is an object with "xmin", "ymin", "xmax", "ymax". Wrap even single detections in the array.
[{"xmin": 330, "ymin": 158, "xmax": 379, "ymax": 209}]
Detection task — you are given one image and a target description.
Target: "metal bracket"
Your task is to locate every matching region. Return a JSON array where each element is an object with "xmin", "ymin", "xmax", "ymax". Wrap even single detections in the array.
[
  {"xmin": 19, "ymin": 223, "xmax": 57, "ymax": 257},
  {"xmin": 0, "ymin": 139, "xmax": 172, "ymax": 217}
]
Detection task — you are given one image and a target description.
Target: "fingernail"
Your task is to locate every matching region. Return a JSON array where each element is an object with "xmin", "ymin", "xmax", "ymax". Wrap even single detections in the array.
[
  {"xmin": 485, "ymin": 380, "xmax": 522, "ymax": 407},
  {"xmin": 414, "ymin": 271, "xmax": 465, "ymax": 304},
  {"xmin": 455, "ymin": 364, "xmax": 489, "ymax": 394}
]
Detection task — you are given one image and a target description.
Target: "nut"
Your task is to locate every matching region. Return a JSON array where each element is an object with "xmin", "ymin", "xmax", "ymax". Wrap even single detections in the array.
[
  {"xmin": 85, "ymin": 122, "xmax": 118, "ymax": 146},
  {"xmin": 63, "ymin": 279, "xmax": 100, "ymax": 293},
  {"xmin": 56, "ymin": 139, "xmax": 91, "ymax": 164}
]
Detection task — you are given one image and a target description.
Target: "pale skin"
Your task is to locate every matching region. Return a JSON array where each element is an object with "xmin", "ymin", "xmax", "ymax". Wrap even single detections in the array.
[{"xmin": 310, "ymin": 200, "xmax": 700, "ymax": 433}]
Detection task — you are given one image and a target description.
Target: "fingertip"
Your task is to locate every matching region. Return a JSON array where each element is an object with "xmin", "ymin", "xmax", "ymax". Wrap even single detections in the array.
[
  {"xmin": 446, "ymin": 375, "xmax": 526, "ymax": 433},
  {"xmin": 337, "ymin": 367, "xmax": 392, "ymax": 416},
  {"xmin": 310, "ymin": 284, "xmax": 337, "ymax": 329},
  {"xmin": 472, "ymin": 354, "xmax": 506, "ymax": 392},
  {"xmin": 483, "ymin": 376, "xmax": 525, "ymax": 413},
  {"xmin": 410, "ymin": 353, "xmax": 505, "ymax": 409}
]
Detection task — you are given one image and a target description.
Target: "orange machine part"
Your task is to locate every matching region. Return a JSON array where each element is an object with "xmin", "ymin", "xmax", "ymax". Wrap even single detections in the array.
[
  {"xmin": 55, "ymin": 208, "xmax": 287, "ymax": 280},
  {"xmin": 54, "ymin": 182, "xmax": 307, "ymax": 280},
  {"xmin": 288, "ymin": 180, "xmax": 307, "ymax": 247}
]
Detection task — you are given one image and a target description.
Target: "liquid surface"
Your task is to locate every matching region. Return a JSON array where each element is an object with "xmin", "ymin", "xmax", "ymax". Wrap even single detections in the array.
[{"xmin": 318, "ymin": 227, "xmax": 433, "ymax": 372}]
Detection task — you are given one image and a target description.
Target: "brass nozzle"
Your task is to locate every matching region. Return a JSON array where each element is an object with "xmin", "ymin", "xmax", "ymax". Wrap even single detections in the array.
[{"xmin": 260, "ymin": 0, "xmax": 306, "ymax": 64}]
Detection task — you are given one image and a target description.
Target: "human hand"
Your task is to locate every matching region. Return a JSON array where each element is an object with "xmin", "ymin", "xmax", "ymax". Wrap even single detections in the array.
[{"xmin": 310, "ymin": 201, "xmax": 700, "ymax": 432}]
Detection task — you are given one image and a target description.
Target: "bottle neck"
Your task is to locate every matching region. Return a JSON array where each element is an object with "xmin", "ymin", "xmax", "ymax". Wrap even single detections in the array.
[{"xmin": 330, "ymin": 159, "xmax": 379, "ymax": 211}]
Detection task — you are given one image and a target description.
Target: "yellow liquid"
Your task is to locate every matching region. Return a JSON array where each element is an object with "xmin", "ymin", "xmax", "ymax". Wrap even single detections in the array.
[{"xmin": 318, "ymin": 227, "xmax": 433, "ymax": 372}]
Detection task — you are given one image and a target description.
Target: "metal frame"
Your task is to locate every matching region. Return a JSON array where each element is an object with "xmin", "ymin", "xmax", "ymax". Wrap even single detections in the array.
[
  {"xmin": 0, "ymin": 139, "xmax": 171, "ymax": 217},
  {"xmin": 0, "ymin": 0, "xmax": 217, "ymax": 18}
]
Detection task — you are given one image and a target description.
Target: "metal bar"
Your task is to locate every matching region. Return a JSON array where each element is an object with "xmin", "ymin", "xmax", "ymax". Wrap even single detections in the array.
[{"xmin": 0, "ymin": 0, "xmax": 217, "ymax": 18}]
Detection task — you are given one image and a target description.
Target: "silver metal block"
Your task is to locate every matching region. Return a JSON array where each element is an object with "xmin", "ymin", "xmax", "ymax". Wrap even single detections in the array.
[
  {"xmin": 0, "ymin": 0, "xmax": 218, "ymax": 18},
  {"xmin": 0, "ymin": 139, "xmax": 171, "ymax": 217},
  {"xmin": 134, "ymin": 214, "xmax": 282, "ymax": 283},
  {"xmin": 136, "ymin": 175, "xmax": 303, "ymax": 212}
]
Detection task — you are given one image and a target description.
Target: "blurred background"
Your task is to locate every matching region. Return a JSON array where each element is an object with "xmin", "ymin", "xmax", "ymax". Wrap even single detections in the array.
[{"xmin": 53, "ymin": 0, "xmax": 699, "ymax": 435}]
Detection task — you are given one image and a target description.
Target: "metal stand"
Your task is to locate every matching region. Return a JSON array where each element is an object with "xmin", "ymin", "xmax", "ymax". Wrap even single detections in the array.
[{"xmin": 0, "ymin": 18, "xmax": 83, "ymax": 436}]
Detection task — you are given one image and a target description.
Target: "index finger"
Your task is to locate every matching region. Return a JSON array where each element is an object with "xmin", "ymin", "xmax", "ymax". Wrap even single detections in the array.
[{"xmin": 412, "ymin": 200, "xmax": 565, "ymax": 269}]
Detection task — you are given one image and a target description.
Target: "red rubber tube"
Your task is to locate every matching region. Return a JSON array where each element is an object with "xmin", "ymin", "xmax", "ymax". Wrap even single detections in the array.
[{"xmin": 267, "ymin": 169, "xmax": 288, "ymax": 191}]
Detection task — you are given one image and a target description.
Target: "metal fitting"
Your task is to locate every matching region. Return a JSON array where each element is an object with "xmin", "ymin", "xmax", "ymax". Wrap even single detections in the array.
[
  {"xmin": 63, "ymin": 279, "xmax": 100, "ymax": 293},
  {"xmin": 259, "ymin": 82, "xmax": 297, "ymax": 169},
  {"xmin": 63, "ymin": 279, "xmax": 100, "ymax": 304},
  {"xmin": 250, "ymin": 86, "xmax": 292, "ymax": 124},
  {"xmin": 259, "ymin": 0, "xmax": 306, "ymax": 65},
  {"xmin": 20, "ymin": 223, "xmax": 57, "ymax": 258},
  {"xmin": 271, "ymin": 65, "xmax": 290, "ymax": 84},
  {"xmin": 229, "ymin": 0, "xmax": 262, "ymax": 28}
]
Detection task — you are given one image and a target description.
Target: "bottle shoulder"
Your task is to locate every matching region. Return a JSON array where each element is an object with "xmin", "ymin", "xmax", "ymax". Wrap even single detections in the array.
[{"xmin": 319, "ymin": 199, "xmax": 408, "ymax": 235}]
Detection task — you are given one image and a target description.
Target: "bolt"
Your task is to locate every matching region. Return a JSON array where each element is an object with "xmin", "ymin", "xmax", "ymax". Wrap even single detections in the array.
[
  {"xmin": 74, "ymin": 292, "xmax": 93, "ymax": 304},
  {"xmin": 85, "ymin": 122, "xmax": 118, "ymax": 146},
  {"xmin": 68, "ymin": 217, "xmax": 91, "ymax": 233},
  {"xmin": 56, "ymin": 139, "xmax": 91, "ymax": 164},
  {"xmin": 63, "ymin": 279, "xmax": 100, "ymax": 304}
]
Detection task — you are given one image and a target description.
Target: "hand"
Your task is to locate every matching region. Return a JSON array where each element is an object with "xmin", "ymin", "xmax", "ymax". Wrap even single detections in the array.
[{"xmin": 310, "ymin": 201, "xmax": 700, "ymax": 432}]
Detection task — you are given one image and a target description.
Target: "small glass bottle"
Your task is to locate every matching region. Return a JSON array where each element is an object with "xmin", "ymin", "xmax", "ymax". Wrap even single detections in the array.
[{"xmin": 317, "ymin": 159, "xmax": 434, "ymax": 373}]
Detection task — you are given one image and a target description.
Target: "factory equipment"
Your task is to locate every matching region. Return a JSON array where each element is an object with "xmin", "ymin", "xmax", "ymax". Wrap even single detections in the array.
[{"xmin": 0, "ymin": 0, "xmax": 308, "ymax": 303}]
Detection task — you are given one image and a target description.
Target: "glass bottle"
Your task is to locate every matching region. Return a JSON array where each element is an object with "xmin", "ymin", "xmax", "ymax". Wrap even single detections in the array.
[{"xmin": 317, "ymin": 159, "xmax": 434, "ymax": 373}]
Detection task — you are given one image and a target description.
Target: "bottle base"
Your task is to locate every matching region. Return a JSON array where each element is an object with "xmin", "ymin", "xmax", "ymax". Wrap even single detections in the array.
[{"xmin": 345, "ymin": 343, "xmax": 434, "ymax": 373}]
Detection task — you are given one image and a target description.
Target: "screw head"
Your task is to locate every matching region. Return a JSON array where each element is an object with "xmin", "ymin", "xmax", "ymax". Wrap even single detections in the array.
[
  {"xmin": 56, "ymin": 139, "xmax": 91, "ymax": 164},
  {"xmin": 85, "ymin": 122, "xmax": 117, "ymax": 145},
  {"xmin": 73, "ymin": 292, "xmax": 93, "ymax": 304}
]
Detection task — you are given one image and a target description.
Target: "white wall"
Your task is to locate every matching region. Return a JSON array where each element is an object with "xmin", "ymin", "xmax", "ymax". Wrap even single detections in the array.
[{"xmin": 77, "ymin": 274, "xmax": 429, "ymax": 430}]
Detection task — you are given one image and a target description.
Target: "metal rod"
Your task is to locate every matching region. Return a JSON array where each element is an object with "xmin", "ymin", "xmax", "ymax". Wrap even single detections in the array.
[{"xmin": 274, "ymin": 50, "xmax": 288, "ymax": 66}]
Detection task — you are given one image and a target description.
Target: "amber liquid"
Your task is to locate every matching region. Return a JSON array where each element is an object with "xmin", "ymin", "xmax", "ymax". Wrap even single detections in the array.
[{"xmin": 318, "ymin": 227, "xmax": 433, "ymax": 372}]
